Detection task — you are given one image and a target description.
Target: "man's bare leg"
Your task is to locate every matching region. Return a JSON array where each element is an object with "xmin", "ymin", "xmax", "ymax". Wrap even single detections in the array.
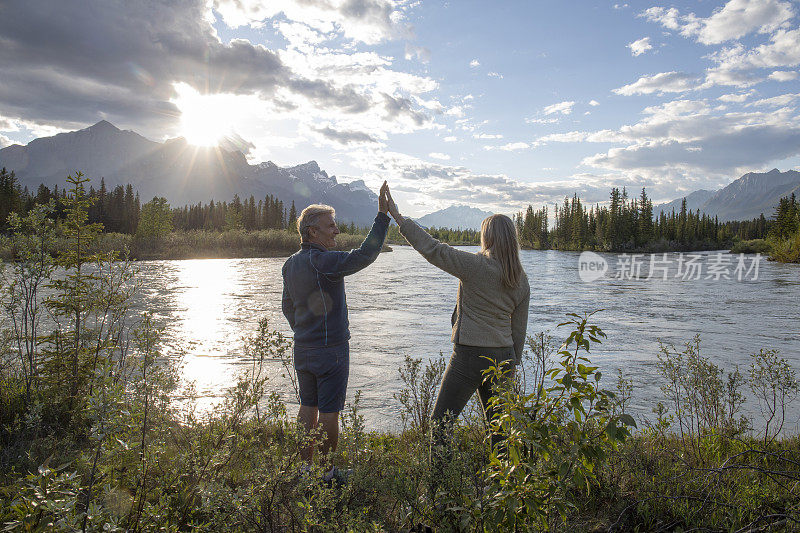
[
  {"xmin": 298, "ymin": 405, "xmax": 318, "ymax": 462},
  {"xmin": 317, "ymin": 411, "xmax": 340, "ymax": 458}
]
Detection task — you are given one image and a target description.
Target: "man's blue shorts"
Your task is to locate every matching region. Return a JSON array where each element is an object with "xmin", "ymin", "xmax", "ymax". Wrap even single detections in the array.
[{"xmin": 294, "ymin": 341, "xmax": 349, "ymax": 413}]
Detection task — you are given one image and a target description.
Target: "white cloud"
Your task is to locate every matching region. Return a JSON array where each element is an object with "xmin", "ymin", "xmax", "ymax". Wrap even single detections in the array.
[
  {"xmin": 525, "ymin": 117, "xmax": 559, "ymax": 124},
  {"xmin": 0, "ymin": 134, "xmax": 13, "ymax": 148},
  {"xmin": 404, "ymin": 44, "xmax": 431, "ymax": 63},
  {"xmin": 0, "ymin": 118, "xmax": 18, "ymax": 131},
  {"xmin": 716, "ymin": 28, "xmax": 800, "ymax": 71},
  {"xmin": 641, "ymin": 0, "xmax": 795, "ymax": 45},
  {"xmin": 343, "ymin": 148, "xmax": 553, "ymax": 213},
  {"xmin": 536, "ymin": 131, "xmax": 593, "ymax": 144},
  {"xmin": 580, "ymin": 101, "xmax": 800, "ymax": 174},
  {"xmin": 684, "ymin": 27, "xmax": 800, "ymax": 90},
  {"xmin": 769, "ymin": 70, "xmax": 799, "ymax": 81},
  {"xmin": 469, "ymin": 59, "xmax": 480, "ymax": 68},
  {"xmin": 262, "ymin": 27, "xmax": 443, "ymax": 146},
  {"xmin": 718, "ymin": 91, "xmax": 754, "ymax": 102},
  {"xmin": 312, "ymin": 124, "xmax": 380, "ymax": 145},
  {"xmin": 473, "ymin": 133, "xmax": 503, "ymax": 139},
  {"xmin": 443, "ymin": 135, "xmax": 457, "ymax": 142},
  {"xmin": 213, "ymin": 0, "xmax": 409, "ymax": 45},
  {"xmin": 275, "ymin": 21, "xmax": 328, "ymax": 48},
  {"xmin": 429, "ymin": 152, "xmax": 451, "ymax": 160},
  {"xmin": 0, "ymin": 115, "xmax": 71, "ymax": 138},
  {"xmin": 486, "ymin": 142, "xmax": 530, "ymax": 152},
  {"xmin": 589, "ymin": 100, "xmax": 600, "ymax": 106},
  {"xmin": 711, "ymin": 28, "xmax": 798, "ymax": 72},
  {"xmin": 487, "ymin": 71, "xmax": 504, "ymax": 79},
  {"xmin": 642, "ymin": 7, "xmax": 684, "ymax": 31},
  {"xmin": 614, "ymin": 72, "xmax": 703, "ymax": 95},
  {"xmin": 748, "ymin": 93, "xmax": 800, "ymax": 107},
  {"xmin": 628, "ymin": 37, "xmax": 653, "ymax": 57},
  {"xmin": 703, "ymin": 66, "xmax": 763, "ymax": 88},
  {"xmin": 613, "ymin": 4, "xmax": 629, "ymax": 10},
  {"xmin": 543, "ymin": 101, "xmax": 575, "ymax": 115}
]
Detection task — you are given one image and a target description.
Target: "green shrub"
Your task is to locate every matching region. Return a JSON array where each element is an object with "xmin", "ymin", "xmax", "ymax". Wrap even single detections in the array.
[
  {"xmin": 768, "ymin": 231, "xmax": 800, "ymax": 263},
  {"xmin": 483, "ymin": 312, "xmax": 635, "ymax": 530},
  {"xmin": 729, "ymin": 238, "xmax": 771, "ymax": 254}
]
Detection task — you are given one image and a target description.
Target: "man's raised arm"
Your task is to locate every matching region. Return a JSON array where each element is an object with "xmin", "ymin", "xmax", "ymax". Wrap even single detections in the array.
[{"xmin": 310, "ymin": 211, "xmax": 390, "ymax": 277}]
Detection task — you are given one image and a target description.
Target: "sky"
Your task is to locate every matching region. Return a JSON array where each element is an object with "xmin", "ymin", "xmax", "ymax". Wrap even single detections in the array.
[{"xmin": 1, "ymin": 0, "xmax": 799, "ymax": 217}]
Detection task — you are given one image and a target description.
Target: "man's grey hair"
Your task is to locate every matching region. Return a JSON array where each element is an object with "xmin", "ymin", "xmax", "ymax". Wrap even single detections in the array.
[{"xmin": 297, "ymin": 204, "xmax": 336, "ymax": 241}]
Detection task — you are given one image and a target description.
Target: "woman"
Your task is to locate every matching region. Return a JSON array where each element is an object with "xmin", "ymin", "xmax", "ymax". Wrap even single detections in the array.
[{"xmin": 384, "ymin": 186, "xmax": 529, "ymax": 459}]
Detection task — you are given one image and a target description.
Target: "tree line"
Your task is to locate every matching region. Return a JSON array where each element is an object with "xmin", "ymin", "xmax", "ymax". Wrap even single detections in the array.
[
  {"xmin": 516, "ymin": 187, "xmax": 775, "ymax": 251},
  {"xmin": 0, "ymin": 168, "xmax": 791, "ymax": 254},
  {"xmin": 0, "ymin": 167, "xmax": 300, "ymax": 236}
]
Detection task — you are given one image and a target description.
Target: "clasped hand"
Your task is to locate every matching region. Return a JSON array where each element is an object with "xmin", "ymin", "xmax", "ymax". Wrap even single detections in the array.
[{"xmin": 379, "ymin": 181, "xmax": 403, "ymax": 223}]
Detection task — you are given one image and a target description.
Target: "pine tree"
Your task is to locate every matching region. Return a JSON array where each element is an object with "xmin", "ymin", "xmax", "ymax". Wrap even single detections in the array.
[
  {"xmin": 638, "ymin": 188, "xmax": 653, "ymax": 245},
  {"xmin": 0, "ymin": 167, "xmax": 21, "ymax": 231},
  {"xmin": 288, "ymin": 201, "xmax": 298, "ymax": 230},
  {"xmin": 124, "ymin": 184, "xmax": 136, "ymax": 234},
  {"xmin": 44, "ymin": 173, "xmax": 108, "ymax": 406}
]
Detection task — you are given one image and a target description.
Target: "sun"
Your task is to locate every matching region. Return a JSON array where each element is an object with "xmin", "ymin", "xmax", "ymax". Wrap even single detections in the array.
[{"xmin": 172, "ymin": 83, "xmax": 234, "ymax": 147}]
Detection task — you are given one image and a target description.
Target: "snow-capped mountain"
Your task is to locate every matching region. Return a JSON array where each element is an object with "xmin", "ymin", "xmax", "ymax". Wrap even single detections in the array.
[
  {"xmin": 0, "ymin": 121, "xmax": 381, "ymax": 225},
  {"xmin": 416, "ymin": 205, "xmax": 494, "ymax": 231}
]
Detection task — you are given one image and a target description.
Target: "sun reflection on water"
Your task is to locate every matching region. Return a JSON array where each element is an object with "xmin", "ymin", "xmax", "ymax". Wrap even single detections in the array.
[{"xmin": 173, "ymin": 259, "xmax": 239, "ymax": 405}]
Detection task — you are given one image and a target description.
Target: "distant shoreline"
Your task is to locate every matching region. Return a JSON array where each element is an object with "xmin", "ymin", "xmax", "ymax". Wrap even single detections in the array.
[{"xmin": 4, "ymin": 229, "xmax": 772, "ymax": 263}]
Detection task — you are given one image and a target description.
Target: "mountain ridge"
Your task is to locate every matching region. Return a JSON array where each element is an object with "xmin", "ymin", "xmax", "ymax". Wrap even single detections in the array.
[
  {"xmin": 3, "ymin": 122, "xmax": 800, "ymax": 227},
  {"xmin": 0, "ymin": 121, "xmax": 380, "ymax": 225},
  {"xmin": 416, "ymin": 205, "xmax": 494, "ymax": 231},
  {"xmin": 654, "ymin": 169, "xmax": 800, "ymax": 222}
]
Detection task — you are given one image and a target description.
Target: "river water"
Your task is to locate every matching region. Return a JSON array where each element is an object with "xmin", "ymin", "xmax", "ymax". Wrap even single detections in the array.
[{"xmin": 133, "ymin": 246, "xmax": 800, "ymax": 432}]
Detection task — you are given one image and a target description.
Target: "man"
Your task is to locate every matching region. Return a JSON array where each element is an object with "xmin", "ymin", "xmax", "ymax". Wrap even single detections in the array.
[{"xmin": 281, "ymin": 182, "xmax": 389, "ymax": 475}]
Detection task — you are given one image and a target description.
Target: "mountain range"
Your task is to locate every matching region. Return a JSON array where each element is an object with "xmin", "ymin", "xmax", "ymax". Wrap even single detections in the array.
[
  {"xmin": 2, "ymin": 121, "xmax": 799, "ymax": 228},
  {"xmin": 653, "ymin": 189, "xmax": 717, "ymax": 217},
  {"xmin": 653, "ymin": 169, "xmax": 800, "ymax": 222},
  {"xmin": 0, "ymin": 121, "xmax": 380, "ymax": 225},
  {"xmin": 416, "ymin": 205, "xmax": 494, "ymax": 231}
]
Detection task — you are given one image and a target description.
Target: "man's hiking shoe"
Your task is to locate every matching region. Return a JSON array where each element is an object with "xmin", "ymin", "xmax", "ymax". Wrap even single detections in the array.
[
  {"xmin": 322, "ymin": 466, "xmax": 352, "ymax": 486},
  {"xmin": 297, "ymin": 463, "xmax": 313, "ymax": 478}
]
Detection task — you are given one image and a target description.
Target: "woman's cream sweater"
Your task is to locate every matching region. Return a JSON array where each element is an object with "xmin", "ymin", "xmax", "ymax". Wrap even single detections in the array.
[{"xmin": 399, "ymin": 219, "xmax": 530, "ymax": 362}]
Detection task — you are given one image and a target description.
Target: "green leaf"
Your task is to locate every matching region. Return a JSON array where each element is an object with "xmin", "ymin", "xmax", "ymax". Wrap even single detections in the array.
[{"xmin": 619, "ymin": 413, "xmax": 637, "ymax": 428}]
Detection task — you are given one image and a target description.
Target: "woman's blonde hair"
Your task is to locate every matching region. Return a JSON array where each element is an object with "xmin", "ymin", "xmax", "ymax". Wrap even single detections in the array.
[{"xmin": 480, "ymin": 214, "xmax": 523, "ymax": 288}]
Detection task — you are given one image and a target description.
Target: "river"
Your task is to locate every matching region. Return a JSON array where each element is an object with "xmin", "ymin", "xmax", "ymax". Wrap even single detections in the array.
[{"xmin": 133, "ymin": 246, "xmax": 800, "ymax": 432}]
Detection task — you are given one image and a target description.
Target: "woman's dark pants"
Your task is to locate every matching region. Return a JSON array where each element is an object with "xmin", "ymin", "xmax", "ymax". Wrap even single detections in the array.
[{"xmin": 430, "ymin": 344, "xmax": 515, "ymax": 480}]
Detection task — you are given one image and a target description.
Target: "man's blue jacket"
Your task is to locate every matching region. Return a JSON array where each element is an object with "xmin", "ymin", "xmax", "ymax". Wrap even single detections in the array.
[{"xmin": 282, "ymin": 212, "xmax": 390, "ymax": 347}]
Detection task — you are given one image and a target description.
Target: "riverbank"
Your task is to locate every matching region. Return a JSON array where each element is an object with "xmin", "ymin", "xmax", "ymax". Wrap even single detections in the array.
[
  {"xmin": 0, "ymin": 229, "xmax": 391, "ymax": 261},
  {"xmin": 2, "ymin": 317, "xmax": 798, "ymax": 532},
  {"xmin": 522, "ymin": 237, "xmax": 732, "ymax": 254},
  {"xmin": 5, "ymin": 226, "xmax": 797, "ymax": 263}
]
